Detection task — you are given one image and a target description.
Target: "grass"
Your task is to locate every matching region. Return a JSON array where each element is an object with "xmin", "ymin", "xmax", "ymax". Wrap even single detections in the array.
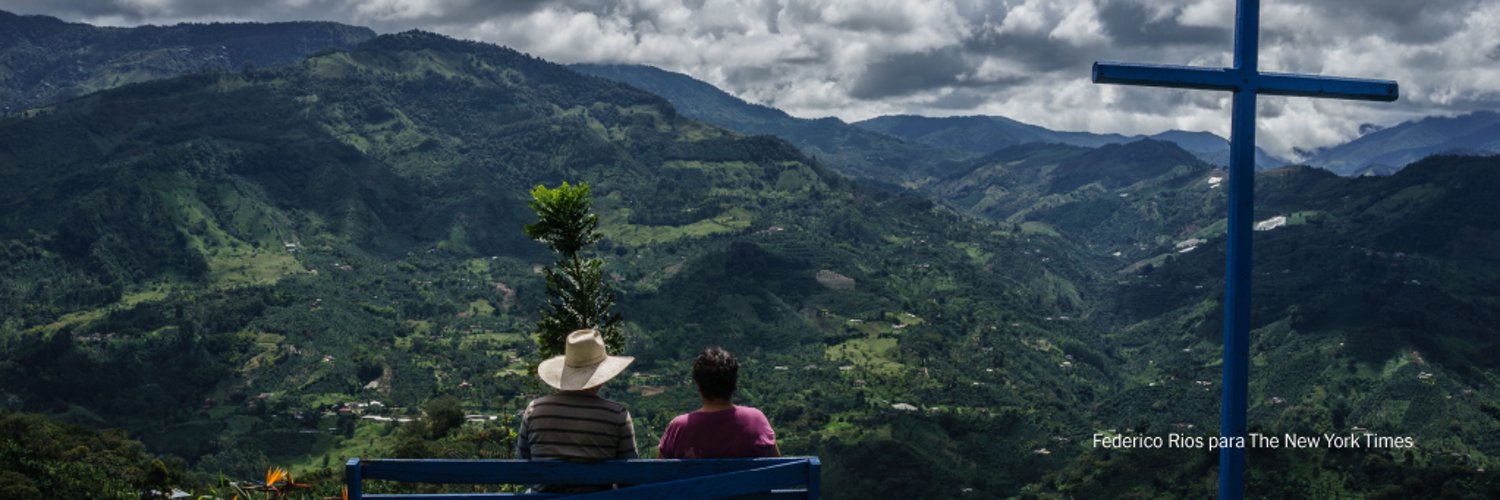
[
  {"xmin": 457, "ymin": 331, "xmax": 525, "ymax": 351},
  {"xmin": 1286, "ymin": 211, "xmax": 1323, "ymax": 226},
  {"xmin": 894, "ymin": 312, "xmax": 925, "ymax": 327},
  {"xmin": 206, "ymin": 248, "xmax": 304, "ymax": 288},
  {"xmin": 284, "ymin": 418, "xmax": 397, "ymax": 475},
  {"xmin": 438, "ymin": 223, "xmax": 476, "ymax": 254},
  {"xmin": 827, "ymin": 337, "xmax": 904, "ymax": 377},
  {"xmin": 600, "ymin": 207, "xmax": 754, "ymax": 246},
  {"xmin": 1019, "ymin": 221, "xmax": 1061, "ymax": 237},
  {"xmin": 28, "ymin": 287, "xmax": 173, "ymax": 334},
  {"xmin": 1031, "ymin": 269, "xmax": 1084, "ymax": 311},
  {"xmin": 465, "ymin": 258, "xmax": 492, "ymax": 276},
  {"xmin": 463, "ymin": 299, "xmax": 496, "ymax": 317},
  {"xmin": 31, "ymin": 307, "xmax": 110, "ymax": 334},
  {"xmin": 407, "ymin": 320, "xmax": 434, "ymax": 336},
  {"xmin": 1380, "ymin": 355, "xmax": 1412, "ymax": 380},
  {"xmin": 951, "ymin": 242, "xmax": 993, "ymax": 266},
  {"xmin": 1189, "ymin": 218, "xmax": 1229, "ymax": 240},
  {"xmin": 162, "ymin": 186, "xmax": 305, "ymax": 288},
  {"xmin": 25, "ymin": 180, "xmax": 301, "ymax": 334}
]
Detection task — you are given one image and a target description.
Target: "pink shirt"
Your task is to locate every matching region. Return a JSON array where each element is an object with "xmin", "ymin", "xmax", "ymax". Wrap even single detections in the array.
[{"xmin": 657, "ymin": 406, "xmax": 777, "ymax": 458}]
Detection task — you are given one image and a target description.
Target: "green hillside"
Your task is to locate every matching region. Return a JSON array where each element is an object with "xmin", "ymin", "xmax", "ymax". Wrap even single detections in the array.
[
  {"xmin": 928, "ymin": 139, "xmax": 1219, "ymax": 256},
  {"xmin": 855, "ymin": 114, "xmax": 1286, "ymax": 170},
  {"xmin": 0, "ymin": 411, "xmax": 191, "ymax": 499},
  {"xmin": 570, "ymin": 63, "xmax": 969, "ymax": 187},
  {"xmin": 0, "ymin": 9, "xmax": 375, "ymax": 114},
  {"xmin": 2, "ymin": 15, "xmax": 1499, "ymax": 498},
  {"xmin": 855, "ymin": 114, "xmax": 1129, "ymax": 153},
  {"xmin": 931, "ymin": 141, "xmax": 1500, "ymax": 496},
  {"xmin": 0, "ymin": 31, "xmax": 1112, "ymax": 498},
  {"xmin": 1049, "ymin": 157, "xmax": 1500, "ymax": 497}
]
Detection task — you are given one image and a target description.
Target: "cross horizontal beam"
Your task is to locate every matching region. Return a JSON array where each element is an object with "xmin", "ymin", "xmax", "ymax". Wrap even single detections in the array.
[
  {"xmin": 1092, "ymin": 62, "xmax": 1239, "ymax": 92},
  {"xmin": 1093, "ymin": 62, "xmax": 1398, "ymax": 102},
  {"xmin": 1257, "ymin": 72, "xmax": 1398, "ymax": 101}
]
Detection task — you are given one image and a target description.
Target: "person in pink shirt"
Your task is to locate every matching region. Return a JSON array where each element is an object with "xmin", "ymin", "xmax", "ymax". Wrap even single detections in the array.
[{"xmin": 658, "ymin": 347, "xmax": 780, "ymax": 458}]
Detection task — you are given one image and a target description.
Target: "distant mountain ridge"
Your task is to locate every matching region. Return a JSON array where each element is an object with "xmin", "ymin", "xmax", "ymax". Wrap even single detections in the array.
[
  {"xmin": 0, "ymin": 9, "xmax": 375, "ymax": 113},
  {"xmin": 854, "ymin": 114, "xmax": 1287, "ymax": 170},
  {"xmin": 854, "ymin": 114, "xmax": 1129, "ymax": 151},
  {"xmin": 569, "ymin": 63, "xmax": 966, "ymax": 185},
  {"xmin": 1305, "ymin": 110, "xmax": 1500, "ymax": 176},
  {"xmin": 572, "ymin": 63, "xmax": 1298, "ymax": 182},
  {"xmin": 571, "ymin": 62, "xmax": 1500, "ymax": 180}
]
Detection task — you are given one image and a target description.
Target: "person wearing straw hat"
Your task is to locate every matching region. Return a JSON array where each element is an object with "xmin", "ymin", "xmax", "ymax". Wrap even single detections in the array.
[{"xmin": 516, "ymin": 328, "xmax": 638, "ymax": 469}]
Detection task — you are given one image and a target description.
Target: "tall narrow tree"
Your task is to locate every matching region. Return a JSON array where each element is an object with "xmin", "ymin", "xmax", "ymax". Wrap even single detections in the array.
[{"xmin": 524, "ymin": 182, "xmax": 622, "ymax": 357}]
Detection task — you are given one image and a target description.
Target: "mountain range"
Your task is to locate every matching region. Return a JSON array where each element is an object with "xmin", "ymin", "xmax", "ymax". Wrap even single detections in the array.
[
  {"xmin": 570, "ymin": 63, "xmax": 968, "ymax": 186},
  {"xmin": 574, "ymin": 64, "xmax": 1289, "ymax": 173},
  {"xmin": 0, "ymin": 28, "xmax": 1111, "ymax": 498},
  {"xmin": 0, "ymin": 9, "xmax": 374, "ymax": 114},
  {"xmin": 575, "ymin": 62, "xmax": 1500, "ymax": 180},
  {"xmin": 2, "ymin": 10, "xmax": 1500, "ymax": 499},
  {"xmin": 1305, "ymin": 111, "xmax": 1500, "ymax": 176},
  {"xmin": 5, "ymin": 7, "xmax": 1494, "ymax": 181},
  {"xmin": 854, "ymin": 114, "xmax": 1290, "ymax": 170}
]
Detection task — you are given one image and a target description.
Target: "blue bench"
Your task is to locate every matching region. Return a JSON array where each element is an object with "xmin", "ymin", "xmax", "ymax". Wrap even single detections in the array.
[{"xmin": 345, "ymin": 457, "xmax": 821, "ymax": 499}]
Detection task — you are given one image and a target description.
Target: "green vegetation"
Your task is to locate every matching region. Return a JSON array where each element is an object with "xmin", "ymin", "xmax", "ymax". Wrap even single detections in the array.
[
  {"xmin": 0, "ymin": 22, "xmax": 1497, "ymax": 499},
  {"xmin": 1, "ymin": 29, "xmax": 1091, "ymax": 497},
  {"xmin": 0, "ymin": 412, "xmax": 187, "ymax": 499},
  {"xmin": 0, "ymin": 9, "xmax": 375, "ymax": 114},
  {"xmin": 570, "ymin": 63, "xmax": 970, "ymax": 186},
  {"xmin": 525, "ymin": 182, "xmax": 623, "ymax": 356}
]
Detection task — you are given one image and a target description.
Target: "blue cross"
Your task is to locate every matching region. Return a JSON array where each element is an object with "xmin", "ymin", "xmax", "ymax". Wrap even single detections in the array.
[{"xmin": 1091, "ymin": 1, "xmax": 1397, "ymax": 498}]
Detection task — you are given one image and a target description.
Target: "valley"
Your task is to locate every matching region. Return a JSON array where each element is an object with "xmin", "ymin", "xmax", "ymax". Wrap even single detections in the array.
[{"xmin": 1, "ymin": 12, "xmax": 1499, "ymax": 499}]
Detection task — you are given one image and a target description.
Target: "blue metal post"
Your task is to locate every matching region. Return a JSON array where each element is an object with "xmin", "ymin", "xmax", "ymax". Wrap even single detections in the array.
[
  {"xmin": 346, "ymin": 458, "xmax": 363, "ymax": 500},
  {"xmin": 1090, "ymin": 0, "xmax": 1395, "ymax": 497},
  {"xmin": 1219, "ymin": 3, "xmax": 1258, "ymax": 498},
  {"xmin": 807, "ymin": 457, "xmax": 821, "ymax": 499}
]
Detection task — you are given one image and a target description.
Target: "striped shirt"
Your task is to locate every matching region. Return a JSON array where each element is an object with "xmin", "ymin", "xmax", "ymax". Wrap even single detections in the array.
[{"xmin": 516, "ymin": 392, "xmax": 638, "ymax": 462}]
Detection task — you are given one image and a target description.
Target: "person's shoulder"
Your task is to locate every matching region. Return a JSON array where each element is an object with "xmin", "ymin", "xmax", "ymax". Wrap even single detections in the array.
[
  {"xmin": 529, "ymin": 393, "xmax": 629, "ymax": 415},
  {"xmin": 575, "ymin": 392, "xmax": 631, "ymax": 414},
  {"xmin": 598, "ymin": 397, "xmax": 629, "ymax": 414},
  {"xmin": 736, "ymin": 406, "xmax": 770, "ymax": 421}
]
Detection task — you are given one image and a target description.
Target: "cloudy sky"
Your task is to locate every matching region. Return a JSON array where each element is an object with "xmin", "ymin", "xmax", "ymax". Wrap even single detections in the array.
[{"xmin": 5, "ymin": 0, "xmax": 1499, "ymax": 158}]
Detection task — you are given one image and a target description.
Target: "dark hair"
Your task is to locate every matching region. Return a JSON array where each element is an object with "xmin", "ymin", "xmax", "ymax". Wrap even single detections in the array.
[{"xmin": 692, "ymin": 347, "xmax": 738, "ymax": 401}]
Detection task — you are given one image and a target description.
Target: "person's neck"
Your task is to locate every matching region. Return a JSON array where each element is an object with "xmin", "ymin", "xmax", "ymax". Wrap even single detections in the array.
[
  {"xmin": 699, "ymin": 398, "xmax": 734, "ymax": 412},
  {"xmin": 564, "ymin": 386, "xmax": 602, "ymax": 396}
]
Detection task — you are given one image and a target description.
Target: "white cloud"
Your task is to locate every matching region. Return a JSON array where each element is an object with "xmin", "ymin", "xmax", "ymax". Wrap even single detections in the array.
[
  {"xmin": 1176, "ymin": 0, "xmax": 1232, "ymax": 29},
  {"xmin": 349, "ymin": 0, "xmax": 448, "ymax": 22},
  {"xmin": 1049, "ymin": 2, "xmax": 1105, "ymax": 46},
  {"xmin": 8, "ymin": 0, "xmax": 1498, "ymax": 158},
  {"xmin": 997, "ymin": 0, "xmax": 1051, "ymax": 35}
]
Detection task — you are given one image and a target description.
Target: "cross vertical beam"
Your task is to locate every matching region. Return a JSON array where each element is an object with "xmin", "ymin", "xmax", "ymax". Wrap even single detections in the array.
[
  {"xmin": 1219, "ymin": 3, "xmax": 1259, "ymax": 495},
  {"xmin": 1090, "ymin": 1, "xmax": 1396, "ymax": 498}
]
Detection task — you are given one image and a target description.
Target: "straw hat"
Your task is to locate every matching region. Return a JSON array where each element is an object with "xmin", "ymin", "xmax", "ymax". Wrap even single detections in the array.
[{"xmin": 538, "ymin": 329, "xmax": 634, "ymax": 391}]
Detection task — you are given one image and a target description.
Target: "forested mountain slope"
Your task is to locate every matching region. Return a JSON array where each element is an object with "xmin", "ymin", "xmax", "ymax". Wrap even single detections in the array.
[
  {"xmin": 2, "ymin": 13, "xmax": 1499, "ymax": 497},
  {"xmin": 0, "ymin": 9, "xmax": 374, "ymax": 114},
  {"xmin": 0, "ymin": 31, "xmax": 1111, "ymax": 498},
  {"xmin": 571, "ymin": 63, "xmax": 967, "ymax": 186}
]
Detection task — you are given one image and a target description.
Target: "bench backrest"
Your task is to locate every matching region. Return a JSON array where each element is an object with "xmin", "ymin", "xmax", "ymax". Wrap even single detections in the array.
[{"xmin": 345, "ymin": 457, "xmax": 821, "ymax": 499}]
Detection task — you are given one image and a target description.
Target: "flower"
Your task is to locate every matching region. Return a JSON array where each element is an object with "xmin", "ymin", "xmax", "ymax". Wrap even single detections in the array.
[
  {"xmin": 256, "ymin": 466, "xmax": 311, "ymax": 496},
  {"xmin": 265, "ymin": 467, "xmax": 289, "ymax": 488}
]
